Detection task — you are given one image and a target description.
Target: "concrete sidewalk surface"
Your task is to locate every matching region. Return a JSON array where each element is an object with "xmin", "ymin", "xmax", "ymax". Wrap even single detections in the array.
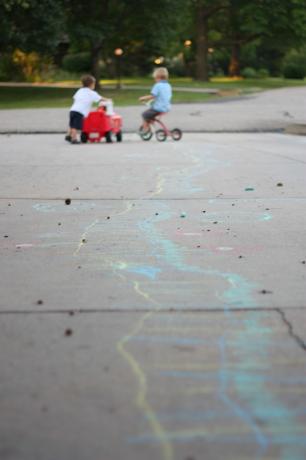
[{"xmin": 1, "ymin": 130, "xmax": 306, "ymax": 459}]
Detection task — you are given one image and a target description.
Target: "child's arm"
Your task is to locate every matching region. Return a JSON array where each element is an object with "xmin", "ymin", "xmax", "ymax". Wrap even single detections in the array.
[
  {"xmin": 139, "ymin": 94, "xmax": 155, "ymax": 102},
  {"xmin": 98, "ymin": 96, "xmax": 112, "ymax": 104}
]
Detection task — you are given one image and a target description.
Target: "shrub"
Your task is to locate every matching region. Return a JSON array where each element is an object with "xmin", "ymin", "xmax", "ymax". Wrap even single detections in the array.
[
  {"xmin": 257, "ymin": 68, "xmax": 270, "ymax": 79},
  {"xmin": 282, "ymin": 50, "xmax": 306, "ymax": 79},
  {"xmin": 241, "ymin": 67, "xmax": 257, "ymax": 79},
  {"xmin": 0, "ymin": 50, "xmax": 53, "ymax": 82},
  {"xmin": 168, "ymin": 57, "xmax": 186, "ymax": 77},
  {"xmin": 283, "ymin": 63, "xmax": 305, "ymax": 79},
  {"xmin": 62, "ymin": 52, "xmax": 91, "ymax": 73},
  {"xmin": 0, "ymin": 54, "xmax": 23, "ymax": 81}
]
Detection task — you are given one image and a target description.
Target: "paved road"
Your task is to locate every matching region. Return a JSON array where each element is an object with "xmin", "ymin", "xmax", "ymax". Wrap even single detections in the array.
[
  {"xmin": 0, "ymin": 86, "xmax": 306, "ymax": 133},
  {"xmin": 1, "ymin": 131, "xmax": 306, "ymax": 460}
]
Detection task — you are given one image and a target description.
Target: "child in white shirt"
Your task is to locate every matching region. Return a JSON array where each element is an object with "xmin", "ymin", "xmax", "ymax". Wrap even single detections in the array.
[{"xmin": 66, "ymin": 75, "xmax": 111, "ymax": 144}]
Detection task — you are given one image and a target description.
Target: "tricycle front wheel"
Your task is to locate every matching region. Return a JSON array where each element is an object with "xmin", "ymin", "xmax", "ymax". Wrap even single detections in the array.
[
  {"xmin": 116, "ymin": 131, "xmax": 122, "ymax": 142},
  {"xmin": 156, "ymin": 129, "xmax": 167, "ymax": 142}
]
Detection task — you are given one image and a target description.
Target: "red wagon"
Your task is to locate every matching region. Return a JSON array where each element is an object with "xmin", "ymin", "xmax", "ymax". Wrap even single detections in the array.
[{"xmin": 81, "ymin": 107, "xmax": 123, "ymax": 143}]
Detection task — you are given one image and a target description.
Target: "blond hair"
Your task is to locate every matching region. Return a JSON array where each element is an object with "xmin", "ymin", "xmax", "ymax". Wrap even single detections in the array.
[{"xmin": 153, "ymin": 67, "xmax": 169, "ymax": 80}]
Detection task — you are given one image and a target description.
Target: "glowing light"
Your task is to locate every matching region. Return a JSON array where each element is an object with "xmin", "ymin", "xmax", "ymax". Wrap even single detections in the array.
[
  {"xmin": 154, "ymin": 57, "xmax": 164, "ymax": 65},
  {"xmin": 114, "ymin": 48, "xmax": 123, "ymax": 56}
]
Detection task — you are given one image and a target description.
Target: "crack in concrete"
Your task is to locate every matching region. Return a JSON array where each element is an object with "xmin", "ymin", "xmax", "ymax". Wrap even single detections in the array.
[
  {"xmin": 0, "ymin": 306, "xmax": 305, "ymax": 315},
  {"xmin": 276, "ymin": 307, "xmax": 306, "ymax": 352}
]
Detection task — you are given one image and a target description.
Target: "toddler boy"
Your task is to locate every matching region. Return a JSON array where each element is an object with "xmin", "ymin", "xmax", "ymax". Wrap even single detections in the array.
[
  {"xmin": 139, "ymin": 67, "xmax": 172, "ymax": 133},
  {"xmin": 66, "ymin": 75, "xmax": 111, "ymax": 144}
]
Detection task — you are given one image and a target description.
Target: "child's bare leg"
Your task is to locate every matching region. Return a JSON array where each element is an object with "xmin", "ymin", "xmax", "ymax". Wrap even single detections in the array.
[
  {"xmin": 70, "ymin": 128, "xmax": 78, "ymax": 141},
  {"xmin": 141, "ymin": 120, "xmax": 150, "ymax": 131}
]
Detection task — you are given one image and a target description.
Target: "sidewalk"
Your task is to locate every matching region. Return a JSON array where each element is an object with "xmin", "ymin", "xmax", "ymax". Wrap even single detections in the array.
[{"xmin": 0, "ymin": 86, "xmax": 306, "ymax": 133}]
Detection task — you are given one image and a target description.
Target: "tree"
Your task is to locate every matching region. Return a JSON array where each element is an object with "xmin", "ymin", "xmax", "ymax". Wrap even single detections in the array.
[
  {"xmin": 223, "ymin": 0, "xmax": 306, "ymax": 76},
  {"xmin": 0, "ymin": 0, "xmax": 65, "ymax": 54},
  {"xmin": 65, "ymin": 0, "xmax": 186, "ymax": 86},
  {"xmin": 192, "ymin": 0, "xmax": 227, "ymax": 81}
]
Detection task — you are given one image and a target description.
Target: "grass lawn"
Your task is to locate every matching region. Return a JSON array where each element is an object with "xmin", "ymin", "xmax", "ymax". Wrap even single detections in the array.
[
  {"xmin": 0, "ymin": 77, "xmax": 305, "ymax": 109},
  {"xmin": 0, "ymin": 86, "xmax": 216, "ymax": 109}
]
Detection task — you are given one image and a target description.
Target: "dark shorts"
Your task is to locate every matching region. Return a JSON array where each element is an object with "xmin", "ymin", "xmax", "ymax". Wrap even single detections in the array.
[
  {"xmin": 142, "ymin": 108, "xmax": 160, "ymax": 121},
  {"xmin": 69, "ymin": 111, "xmax": 84, "ymax": 130}
]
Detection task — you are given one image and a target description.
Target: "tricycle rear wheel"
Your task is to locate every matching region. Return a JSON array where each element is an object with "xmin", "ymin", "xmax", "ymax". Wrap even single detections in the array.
[
  {"xmin": 139, "ymin": 126, "xmax": 153, "ymax": 141},
  {"xmin": 116, "ymin": 131, "xmax": 122, "ymax": 142},
  {"xmin": 171, "ymin": 128, "xmax": 182, "ymax": 141}
]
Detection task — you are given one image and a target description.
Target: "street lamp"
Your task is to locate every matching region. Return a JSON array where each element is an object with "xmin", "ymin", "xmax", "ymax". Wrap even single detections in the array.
[
  {"xmin": 114, "ymin": 48, "xmax": 123, "ymax": 89},
  {"xmin": 154, "ymin": 56, "xmax": 164, "ymax": 65},
  {"xmin": 184, "ymin": 40, "xmax": 192, "ymax": 48}
]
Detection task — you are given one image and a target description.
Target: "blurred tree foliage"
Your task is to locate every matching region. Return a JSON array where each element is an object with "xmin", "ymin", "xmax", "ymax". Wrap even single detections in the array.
[{"xmin": 1, "ymin": 0, "xmax": 306, "ymax": 81}]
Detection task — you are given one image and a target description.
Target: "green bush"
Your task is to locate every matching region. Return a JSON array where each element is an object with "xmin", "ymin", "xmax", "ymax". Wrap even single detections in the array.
[
  {"xmin": 168, "ymin": 57, "xmax": 186, "ymax": 77},
  {"xmin": 257, "ymin": 68, "xmax": 270, "ymax": 79},
  {"xmin": 0, "ymin": 54, "xmax": 23, "ymax": 81},
  {"xmin": 283, "ymin": 63, "xmax": 305, "ymax": 79},
  {"xmin": 282, "ymin": 50, "xmax": 306, "ymax": 80},
  {"xmin": 241, "ymin": 67, "xmax": 257, "ymax": 79},
  {"xmin": 62, "ymin": 52, "xmax": 91, "ymax": 73}
]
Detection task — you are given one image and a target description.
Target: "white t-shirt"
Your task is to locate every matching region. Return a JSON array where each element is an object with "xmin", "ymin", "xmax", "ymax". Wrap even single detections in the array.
[{"xmin": 70, "ymin": 87, "xmax": 102, "ymax": 116}]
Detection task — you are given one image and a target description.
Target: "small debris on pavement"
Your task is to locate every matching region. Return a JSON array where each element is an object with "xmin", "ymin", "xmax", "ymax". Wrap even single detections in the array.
[
  {"xmin": 65, "ymin": 199, "xmax": 71, "ymax": 205},
  {"xmin": 180, "ymin": 212, "xmax": 187, "ymax": 218},
  {"xmin": 82, "ymin": 238, "xmax": 86, "ymax": 243},
  {"xmin": 36, "ymin": 300, "xmax": 44, "ymax": 305},
  {"xmin": 3, "ymin": 235, "xmax": 8, "ymax": 238},
  {"xmin": 65, "ymin": 329, "xmax": 73, "ymax": 337},
  {"xmin": 259, "ymin": 289, "xmax": 273, "ymax": 294},
  {"xmin": 245, "ymin": 187, "xmax": 254, "ymax": 191},
  {"xmin": 277, "ymin": 183, "xmax": 283, "ymax": 187}
]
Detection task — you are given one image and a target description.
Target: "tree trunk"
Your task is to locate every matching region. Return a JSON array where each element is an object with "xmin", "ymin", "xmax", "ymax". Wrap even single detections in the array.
[
  {"xmin": 229, "ymin": 42, "xmax": 240, "ymax": 77},
  {"xmin": 195, "ymin": 3, "xmax": 209, "ymax": 81},
  {"xmin": 228, "ymin": 0, "xmax": 240, "ymax": 77},
  {"xmin": 91, "ymin": 44, "xmax": 102, "ymax": 90}
]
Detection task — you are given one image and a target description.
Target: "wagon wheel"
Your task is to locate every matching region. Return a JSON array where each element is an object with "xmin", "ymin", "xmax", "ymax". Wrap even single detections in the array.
[{"xmin": 80, "ymin": 132, "xmax": 88, "ymax": 143}]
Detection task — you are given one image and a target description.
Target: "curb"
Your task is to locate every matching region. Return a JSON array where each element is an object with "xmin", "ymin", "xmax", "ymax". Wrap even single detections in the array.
[{"xmin": 0, "ymin": 128, "xmax": 286, "ymax": 135}]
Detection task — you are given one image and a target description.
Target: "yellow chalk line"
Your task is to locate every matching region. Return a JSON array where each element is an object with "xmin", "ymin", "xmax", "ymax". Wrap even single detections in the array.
[
  {"xmin": 114, "ymin": 149, "xmax": 173, "ymax": 460},
  {"xmin": 73, "ymin": 161, "xmax": 172, "ymax": 457},
  {"xmin": 73, "ymin": 219, "xmax": 99, "ymax": 256},
  {"xmin": 116, "ymin": 281, "xmax": 173, "ymax": 460}
]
